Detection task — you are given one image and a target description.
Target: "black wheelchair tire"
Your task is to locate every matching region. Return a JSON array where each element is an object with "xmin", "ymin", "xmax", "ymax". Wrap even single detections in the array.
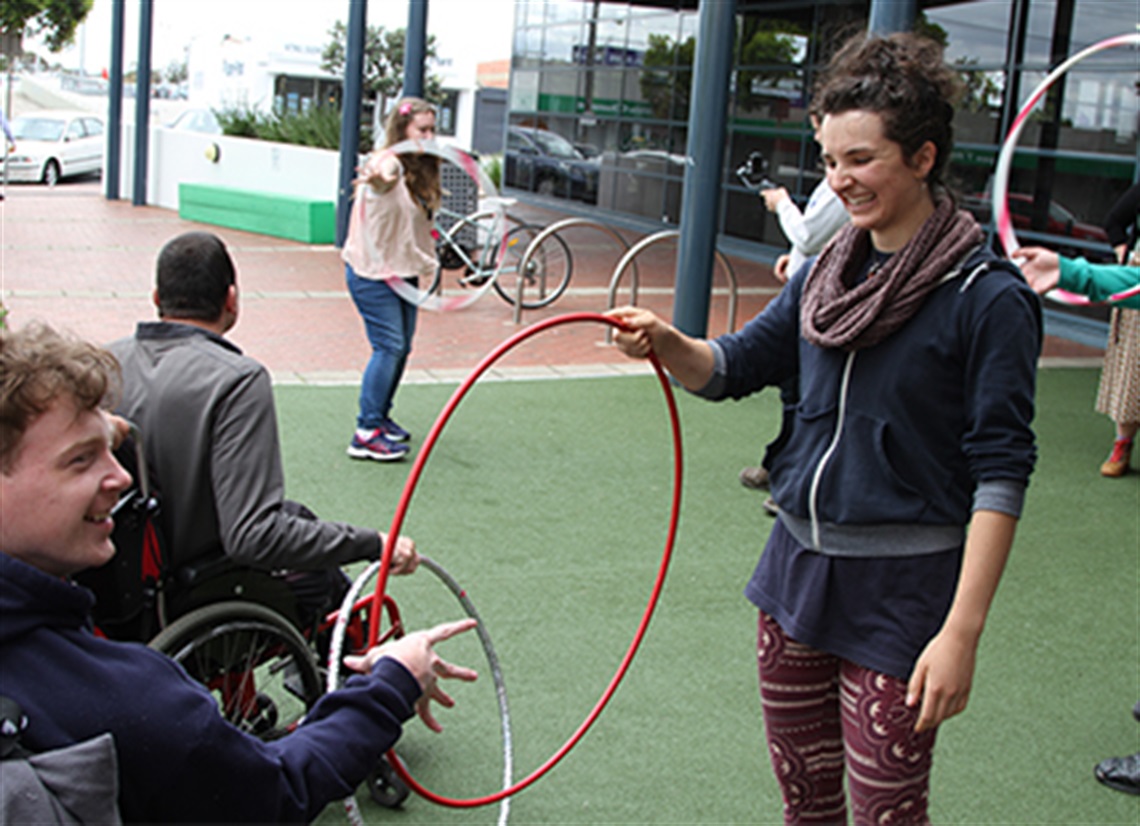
[{"xmin": 149, "ymin": 601, "xmax": 323, "ymax": 740}]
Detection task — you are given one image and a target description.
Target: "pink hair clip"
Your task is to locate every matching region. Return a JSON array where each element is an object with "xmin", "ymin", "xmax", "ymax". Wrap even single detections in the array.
[{"xmin": 398, "ymin": 101, "xmax": 413, "ymax": 116}]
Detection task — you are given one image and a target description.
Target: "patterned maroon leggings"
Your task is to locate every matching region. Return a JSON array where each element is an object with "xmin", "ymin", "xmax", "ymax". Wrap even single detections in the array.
[{"xmin": 757, "ymin": 612, "xmax": 937, "ymax": 825}]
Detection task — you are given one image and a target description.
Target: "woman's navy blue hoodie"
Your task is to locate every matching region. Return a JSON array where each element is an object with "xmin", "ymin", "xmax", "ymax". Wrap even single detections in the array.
[
  {"xmin": 703, "ymin": 244, "xmax": 1041, "ymax": 556},
  {"xmin": 0, "ymin": 551, "xmax": 420, "ymax": 823}
]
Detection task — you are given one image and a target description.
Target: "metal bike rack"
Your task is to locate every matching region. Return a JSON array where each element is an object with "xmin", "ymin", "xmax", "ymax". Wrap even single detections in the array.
[
  {"xmin": 602, "ymin": 229, "xmax": 739, "ymax": 344},
  {"xmin": 512, "ymin": 218, "xmax": 636, "ymax": 324}
]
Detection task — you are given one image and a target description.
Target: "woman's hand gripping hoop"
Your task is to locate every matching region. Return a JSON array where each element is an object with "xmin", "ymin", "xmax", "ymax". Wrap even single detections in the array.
[
  {"xmin": 993, "ymin": 33, "xmax": 1140, "ymax": 305},
  {"xmin": 358, "ymin": 138, "xmax": 509, "ymax": 311},
  {"xmin": 371, "ymin": 311, "xmax": 685, "ymax": 808}
]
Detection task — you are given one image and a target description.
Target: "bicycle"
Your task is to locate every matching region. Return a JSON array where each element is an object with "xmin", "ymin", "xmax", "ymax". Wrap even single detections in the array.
[{"xmin": 428, "ymin": 203, "xmax": 575, "ymax": 310}]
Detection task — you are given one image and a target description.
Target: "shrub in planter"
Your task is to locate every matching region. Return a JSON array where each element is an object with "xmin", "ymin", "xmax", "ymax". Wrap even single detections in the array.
[{"xmin": 215, "ymin": 105, "xmax": 373, "ymax": 153}]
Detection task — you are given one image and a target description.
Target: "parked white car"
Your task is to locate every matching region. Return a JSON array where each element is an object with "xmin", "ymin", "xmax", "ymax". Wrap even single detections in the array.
[{"xmin": 4, "ymin": 110, "xmax": 105, "ymax": 185}]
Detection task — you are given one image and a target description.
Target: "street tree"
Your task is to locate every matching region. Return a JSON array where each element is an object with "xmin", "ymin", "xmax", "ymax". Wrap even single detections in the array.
[
  {"xmin": 1, "ymin": 0, "xmax": 93, "ymax": 57},
  {"xmin": 321, "ymin": 21, "xmax": 444, "ymax": 123}
]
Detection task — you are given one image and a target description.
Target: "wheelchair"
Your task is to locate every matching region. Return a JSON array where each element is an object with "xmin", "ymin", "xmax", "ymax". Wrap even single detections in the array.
[{"xmin": 75, "ymin": 429, "xmax": 410, "ymax": 807}]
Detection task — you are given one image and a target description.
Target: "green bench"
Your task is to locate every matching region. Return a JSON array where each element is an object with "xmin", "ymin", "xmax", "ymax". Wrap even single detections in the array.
[{"xmin": 178, "ymin": 184, "xmax": 336, "ymax": 244}]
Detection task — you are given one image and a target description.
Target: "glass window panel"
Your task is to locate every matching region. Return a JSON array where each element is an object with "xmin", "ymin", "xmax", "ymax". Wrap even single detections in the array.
[
  {"xmin": 575, "ymin": 116, "xmax": 614, "ymax": 157},
  {"xmin": 734, "ymin": 66, "xmax": 808, "ymax": 128},
  {"xmin": 997, "ymin": 161, "xmax": 1124, "ymax": 262},
  {"xmin": 539, "ymin": 69, "xmax": 583, "ymax": 114},
  {"xmin": 616, "ymin": 120, "xmax": 672, "ymax": 154},
  {"xmin": 1011, "ymin": 64, "xmax": 1137, "ymax": 157},
  {"xmin": 603, "ymin": 167, "xmax": 667, "ymax": 220},
  {"xmin": 504, "ymin": 0, "xmax": 1135, "ymax": 257},
  {"xmin": 1069, "ymin": 0, "xmax": 1140, "ymax": 52},
  {"xmin": 544, "ymin": 23, "xmax": 587, "ymax": 66},
  {"xmin": 543, "ymin": 0, "xmax": 588, "ymax": 25},
  {"xmin": 736, "ymin": 14, "xmax": 811, "ymax": 69},
  {"xmin": 593, "ymin": 15, "xmax": 630, "ymax": 51},
  {"xmin": 1024, "ymin": 0, "xmax": 1140, "ymax": 66},
  {"xmin": 510, "ymin": 70, "xmax": 540, "ymax": 112},
  {"xmin": 596, "ymin": 1, "xmax": 632, "ymax": 21},
  {"xmin": 585, "ymin": 67, "xmax": 625, "ymax": 117},
  {"xmin": 626, "ymin": 14, "xmax": 682, "ymax": 56},
  {"xmin": 513, "ymin": 25, "xmax": 545, "ymax": 63},
  {"xmin": 724, "ymin": 187, "xmax": 794, "ymax": 247},
  {"xmin": 953, "ymin": 69, "xmax": 1006, "ymax": 145},
  {"xmin": 923, "ymin": 0, "xmax": 1012, "ymax": 67},
  {"xmin": 678, "ymin": 8, "xmax": 699, "ymax": 43}
]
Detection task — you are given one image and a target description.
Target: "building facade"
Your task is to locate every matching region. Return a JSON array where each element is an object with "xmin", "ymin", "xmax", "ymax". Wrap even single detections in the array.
[{"xmin": 504, "ymin": 0, "xmax": 1138, "ymax": 263}]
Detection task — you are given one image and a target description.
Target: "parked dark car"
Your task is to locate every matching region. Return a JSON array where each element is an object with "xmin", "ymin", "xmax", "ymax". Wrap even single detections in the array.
[{"xmin": 504, "ymin": 126, "xmax": 598, "ymax": 204}]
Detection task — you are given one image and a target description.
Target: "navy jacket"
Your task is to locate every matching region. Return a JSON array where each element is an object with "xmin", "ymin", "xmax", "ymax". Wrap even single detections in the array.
[
  {"xmin": 703, "ymin": 245, "xmax": 1041, "ymax": 555},
  {"xmin": 0, "ymin": 552, "xmax": 419, "ymax": 823}
]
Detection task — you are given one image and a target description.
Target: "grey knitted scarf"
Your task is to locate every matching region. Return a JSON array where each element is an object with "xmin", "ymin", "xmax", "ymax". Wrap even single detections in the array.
[{"xmin": 800, "ymin": 197, "xmax": 984, "ymax": 351}]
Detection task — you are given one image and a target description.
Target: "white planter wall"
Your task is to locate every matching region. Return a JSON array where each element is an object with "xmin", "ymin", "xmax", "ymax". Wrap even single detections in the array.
[
  {"xmin": 118, "ymin": 124, "xmax": 342, "ymax": 211},
  {"xmin": 117, "ymin": 124, "xmax": 469, "ymax": 213}
]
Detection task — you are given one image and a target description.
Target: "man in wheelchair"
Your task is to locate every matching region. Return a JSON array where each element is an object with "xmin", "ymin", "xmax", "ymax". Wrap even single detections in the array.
[
  {"xmin": 106, "ymin": 231, "xmax": 417, "ymax": 639},
  {"xmin": 0, "ymin": 322, "xmax": 478, "ymax": 822}
]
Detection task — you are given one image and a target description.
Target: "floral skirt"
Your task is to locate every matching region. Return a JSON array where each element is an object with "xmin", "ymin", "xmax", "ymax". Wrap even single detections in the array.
[{"xmin": 1096, "ymin": 308, "xmax": 1140, "ymax": 426}]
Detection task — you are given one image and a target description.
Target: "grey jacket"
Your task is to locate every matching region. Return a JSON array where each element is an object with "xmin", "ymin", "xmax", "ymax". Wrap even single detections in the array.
[{"xmin": 109, "ymin": 322, "xmax": 380, "ymax": 571}]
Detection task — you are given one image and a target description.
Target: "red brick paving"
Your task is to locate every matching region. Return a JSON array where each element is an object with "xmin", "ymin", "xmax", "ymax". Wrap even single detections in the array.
[{"xmin": 1, "ymin": 180, "xmax": 1103, "ymax": 381}]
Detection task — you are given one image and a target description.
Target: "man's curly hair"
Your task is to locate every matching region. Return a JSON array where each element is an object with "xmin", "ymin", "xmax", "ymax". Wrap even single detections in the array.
[{"xmin": 0, "ymin": 322, "xmax": 120, "ymax": 472}]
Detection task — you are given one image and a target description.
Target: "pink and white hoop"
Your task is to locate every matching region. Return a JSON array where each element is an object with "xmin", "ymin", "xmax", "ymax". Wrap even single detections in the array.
[
  {"xmin": 993, "ymin": 32, "xmax": 1140, "ymax": 306},
  {"xmin": 353, "ymin": 138, "xmax": 508, "ymax": 311}
]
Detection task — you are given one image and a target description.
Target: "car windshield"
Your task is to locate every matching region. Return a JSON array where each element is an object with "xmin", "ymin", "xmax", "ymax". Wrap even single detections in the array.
[
  {"xmin": 530, "ymin": 130, "xmax": 581, "ymax": 160},
  {"xmin": 12, "ymin": 117, "xmax": 66, "ymax": 141}
]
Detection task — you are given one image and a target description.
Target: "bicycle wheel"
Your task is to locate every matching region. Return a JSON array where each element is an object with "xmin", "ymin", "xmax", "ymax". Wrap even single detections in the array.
[
  {"xmin": 433, "ymin": 210, "xmax": 524, "ymax": 293},
  {"xmin": 492, "ymin": 224, "xmax": 574, "ymax": 309},
  {"xmin": 150, "ymin": 601, "xmax": 323, "ymax": 740}
]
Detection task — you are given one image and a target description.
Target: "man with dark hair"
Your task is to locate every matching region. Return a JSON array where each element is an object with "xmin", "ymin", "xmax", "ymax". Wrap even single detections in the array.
[
  {"xmin": 0, "ymin": 321, "xmax": 477, "ymax": 823},
  {"xmin": 108, "ymin": 231, "xmax": 418, "ymax": 629},
  {"xmin": 153, "ymin": 231, "xmax": 237, "ymax": 320}
]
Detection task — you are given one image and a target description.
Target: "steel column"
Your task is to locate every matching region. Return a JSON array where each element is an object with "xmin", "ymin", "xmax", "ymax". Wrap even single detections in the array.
[
  {"xmin": 336, "ymin": 0, "xmax": 368, "ymax": 247},
  {"xmin": 672, "ymin": 0, "xmax": 735, "ymax": 338},
  {"xmin": 404, "ymin": 0, "xmax": 429, "ymax": 98},
  {"xmin": 867, "ymin": 0, "xmax": 917, "ymax": 34},
  {"xmin": 131, "ymin": 0, "xmax": 152, "ymax": 206},
  {"xmin": 105, "ymin": 0, "xmax": 124, "ymax": 200}
]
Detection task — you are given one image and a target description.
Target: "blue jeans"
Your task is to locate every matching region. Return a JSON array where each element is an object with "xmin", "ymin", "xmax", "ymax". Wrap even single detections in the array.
[{"xmin": 346, "ymin": 265, "xmax": 418, "ymax": 430}]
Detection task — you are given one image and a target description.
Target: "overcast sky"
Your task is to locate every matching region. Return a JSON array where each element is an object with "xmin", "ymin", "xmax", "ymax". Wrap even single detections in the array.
[{"xmin": 39, "ymin": 0, "xmax": 517, "ymax": 75}]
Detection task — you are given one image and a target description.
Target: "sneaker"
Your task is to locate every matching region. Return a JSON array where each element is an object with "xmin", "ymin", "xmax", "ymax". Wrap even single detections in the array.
[
  {"xmin": 380, "ymin": 418, "xmax": 410, "ymax": 442},
  {"xmin": 347, "ymin": 430, "xmax": 409, "ymax": 462},
  {"xmin": 1100, "ymin": 437, "xmax": 1133, "ymax": 477},
  {"xmin": 739, "ymin": 466, "xmax": 770, "ymax": 490},
  {"xmin": 1095, "ymin": 752, "xmax": 1140, "ymax": 795}
]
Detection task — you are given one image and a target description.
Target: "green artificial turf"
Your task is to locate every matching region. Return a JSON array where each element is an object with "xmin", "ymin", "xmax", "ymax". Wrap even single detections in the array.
[{"xmin": 275, "ymin": 367, "xmax": 1138, "ymax": 825}]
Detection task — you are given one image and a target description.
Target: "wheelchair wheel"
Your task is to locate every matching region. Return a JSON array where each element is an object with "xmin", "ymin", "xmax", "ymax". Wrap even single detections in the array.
[
  {"xmin": 149, "ymin": 601, "xmax": 323, "ymax": 740},
  {"xmin": 366, "ymin": 755, "xmax": 410, "ymax": 808},
  {"xmin": 492, "ymin": 224, "xmax": 574, "ymax": 309}
]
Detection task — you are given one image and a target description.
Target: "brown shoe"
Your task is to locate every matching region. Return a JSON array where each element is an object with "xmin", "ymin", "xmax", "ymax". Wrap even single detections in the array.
[
  {"xmin": 1100, "ymin": 438, "xmax": 1133, "ymax": 477},
  {"xmin": 739, "ymin": 466, "xmax": 770, "ymax": 490}
]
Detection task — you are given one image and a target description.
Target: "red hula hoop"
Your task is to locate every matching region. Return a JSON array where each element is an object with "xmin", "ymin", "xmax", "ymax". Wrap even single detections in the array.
[{"xmin": 369, "ymin": 311, "xmax": 684, "ymax": 807}]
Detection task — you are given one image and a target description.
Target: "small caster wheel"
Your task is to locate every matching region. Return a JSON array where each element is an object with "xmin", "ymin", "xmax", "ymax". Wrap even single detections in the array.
[{"xmin": 367, "ymin": 755, "xmax": 410, "ymax": 808}]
